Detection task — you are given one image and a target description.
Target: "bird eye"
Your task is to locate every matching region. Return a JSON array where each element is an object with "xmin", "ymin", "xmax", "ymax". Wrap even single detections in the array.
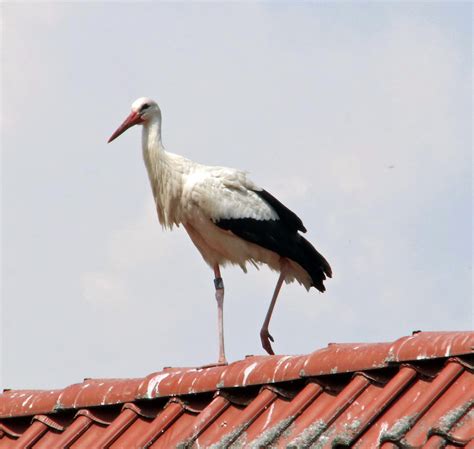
[{"xmin": 140, "ymin": 103, "xmax": 150, "ymax": 112}]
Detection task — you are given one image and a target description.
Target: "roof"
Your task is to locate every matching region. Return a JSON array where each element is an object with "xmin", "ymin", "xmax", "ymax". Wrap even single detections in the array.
[{"xmin": 1, "ymin": 331, "xmax": 473, "ymax": 448}]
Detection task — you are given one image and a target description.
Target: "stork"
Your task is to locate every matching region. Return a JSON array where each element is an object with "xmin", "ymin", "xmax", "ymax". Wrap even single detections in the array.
[{"xmin": 108, "ymin": 97, "xmax": 332, "ymax": 364}]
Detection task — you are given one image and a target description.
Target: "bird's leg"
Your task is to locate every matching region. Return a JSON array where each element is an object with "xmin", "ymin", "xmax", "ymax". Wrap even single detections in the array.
[
  {"xmin": 260, "ymin": 259, "xmax": 288, "ymax": 355},
  {"xmin": 214, "ymin": 265, "xmax": 227, "ymax": 365}
]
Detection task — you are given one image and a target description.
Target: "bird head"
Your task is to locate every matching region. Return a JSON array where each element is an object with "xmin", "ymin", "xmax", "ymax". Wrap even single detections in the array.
[{"xmin": 108, "ymin": 97, "xmax": 160, "ymax": 143}]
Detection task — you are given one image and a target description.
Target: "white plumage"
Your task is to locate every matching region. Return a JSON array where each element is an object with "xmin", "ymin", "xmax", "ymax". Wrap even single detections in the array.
[{"xmin": 108, "ymin": 97, "xmax": 332, "ymax": 362}]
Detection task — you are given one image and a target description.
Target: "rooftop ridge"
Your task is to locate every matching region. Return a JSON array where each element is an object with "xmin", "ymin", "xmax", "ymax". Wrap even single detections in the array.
[{"xmin": 1, "ymin": 331, "xmax": 473, "ymax": 419}]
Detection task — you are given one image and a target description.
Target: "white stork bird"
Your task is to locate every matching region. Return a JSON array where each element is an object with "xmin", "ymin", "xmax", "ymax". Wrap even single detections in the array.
[{"xmin": 108, "ymin": 97, "xmax": 332, "ymax": 364}]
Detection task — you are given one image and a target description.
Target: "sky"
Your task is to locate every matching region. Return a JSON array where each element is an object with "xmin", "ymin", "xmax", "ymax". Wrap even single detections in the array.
[{"xmin": 1, "ymin": 2, "xmax": 472, "ymax": 390}]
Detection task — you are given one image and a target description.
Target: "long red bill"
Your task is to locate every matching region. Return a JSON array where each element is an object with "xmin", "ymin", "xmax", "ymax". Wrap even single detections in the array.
[{"xmin": 108, "ymin": 111, "xmax": 143, "ymax": 143}]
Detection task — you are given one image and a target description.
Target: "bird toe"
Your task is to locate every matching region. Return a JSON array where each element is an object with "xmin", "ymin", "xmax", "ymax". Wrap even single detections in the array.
[{"xmin": 260, "ymin": 329, "xmax": 275, "ymax": 355}]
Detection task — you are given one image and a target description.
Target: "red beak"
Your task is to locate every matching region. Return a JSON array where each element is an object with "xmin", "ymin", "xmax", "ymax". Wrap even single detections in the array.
[{"xmin": 108, "ymin": 111, "xmax": 143, "ymax": 143}]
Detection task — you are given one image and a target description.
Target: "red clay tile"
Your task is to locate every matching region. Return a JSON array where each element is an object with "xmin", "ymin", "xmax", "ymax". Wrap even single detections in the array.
[
  {"xmin": 13, "ymin": 420, "xmax": 48, "ymax": 447},
  {"xmin": 281, "ymin": 373, "xmax": 371, "ymax": 447},
  {"xmin": 49, "ymin": 414, "xmax": 92, "ymax": 448},
  {"xmin": 390, "ymin": 332, "xmax": 474, "ymax": 361},
  {"xmin": 354, "ymin": 361, "xmax": 466, "ymax": 448},
  {"xmin": 0, "ymin": 436, "xmax": 19, "ymax": 449},
  {"xmin": 403, "ymin": 367, "xmax": 473, "ymax": 447},
  {"xmin": 246, "ymin": 382, "xmax": 323, "ymax": 446},
  {"xmin": 0, "ymin": 390, "xmax": 61, "ymax": 419},
  {"xmin": 316, "ymin": 366, "xmax": 418, "ymax": 448},
  {"xmin": 422, "ymin": 435, "xmax": 448, "ymax": 448},
  {"xmin": 1, "ymin": 332, "xmax": 473, "ymax": 448},
  {"xmin": 448, "ymin": 401, "xmax": 474, "ymax": 445},
  {"xmin": 377, "ymin": 362, "xmax": 464, "ymax": 446},
  {"xmin": 0, "ymin": 420, "xmax": 30, "ymax": 438},
  {"xmin": 89, "ymin": 407, "xmax": 138, "ymax": 448},
  {"xmin": 108, "ymin": 414, "xmax": 156, "ymax": 449},
  {"xmin": 167, "ymin": 394, "xmax": 229, "ymax": 446},
  {"xmin": 133, "ymin": 401, "xmax": 184, "ymax": 448},
  {"xmin": 150, "ymin": 411, "xmax": 197, "ymax": 448},
  {"xmin": 56, "ymin": 379, "xmax": 142, "ymax": 411},
  {"xmin": 197, "ymin": 387, "xmax": 278, "ymax": 448}
]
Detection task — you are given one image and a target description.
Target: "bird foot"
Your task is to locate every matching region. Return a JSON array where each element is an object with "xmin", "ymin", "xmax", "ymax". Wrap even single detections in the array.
[
  {"xmin": 260, "ymin": 328, "xmax": 275, "ymax": 355},
  {"xmin": 198, "ymin": 359, "xmax": 228, "ymax": 369}
]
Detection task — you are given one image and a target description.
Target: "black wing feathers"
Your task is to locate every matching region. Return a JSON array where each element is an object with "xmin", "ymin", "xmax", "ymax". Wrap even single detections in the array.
[
  {"xmin": 253, "ymin": 189, "xmax": 307, "ymax": 233},
  {"xmin": 215, "ymin": 189, "xmax": 332, "ymax": 292}
]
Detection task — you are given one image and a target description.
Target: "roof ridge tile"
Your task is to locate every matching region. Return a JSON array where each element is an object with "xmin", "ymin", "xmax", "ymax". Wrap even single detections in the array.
[
  {"xmin": 1, "ymin": 333, "xmax": 473, "ymax": 448},
  {"xmin": 2, "ymin": 332, "xmax": 473, "ymax": 419}
]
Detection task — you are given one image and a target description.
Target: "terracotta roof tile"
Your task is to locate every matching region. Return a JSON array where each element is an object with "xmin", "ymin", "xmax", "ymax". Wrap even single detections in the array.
[
  {"xmin": 171, "ymin": 394, "xmax": 230, "ymax": 447},
  {"xmin": 91, "ymin": 406, "xmax": 140, "ymax": 448},
  {"xmin": 1, "ymin": 331, "xmax": 472, "ymax": 448},
  {"xmin": 403, "ymin": 368, "xmax": 473, "ymax": 447}
]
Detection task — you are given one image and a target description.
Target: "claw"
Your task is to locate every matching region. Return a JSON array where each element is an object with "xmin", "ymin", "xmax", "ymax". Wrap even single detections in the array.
[{"xmin": 260, "ymin": 328, "xmax": 275, "ymax": 355}]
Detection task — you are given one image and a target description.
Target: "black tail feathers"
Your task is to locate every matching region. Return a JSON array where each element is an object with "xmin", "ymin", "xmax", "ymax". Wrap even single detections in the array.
[{"xmin": 293, "ymin": 235, "xmax": 332, "ymax": 293}]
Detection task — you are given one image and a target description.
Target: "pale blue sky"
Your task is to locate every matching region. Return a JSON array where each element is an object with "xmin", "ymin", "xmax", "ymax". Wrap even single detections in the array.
[{"xmin": 2, "ymin": 2, "xmax": 472, "ymax": 389}]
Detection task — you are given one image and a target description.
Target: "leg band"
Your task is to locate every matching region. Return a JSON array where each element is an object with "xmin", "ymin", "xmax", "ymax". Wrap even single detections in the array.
[{"xmin": 214, "ymin": 277, "xmax": 224, "ymax": 290}]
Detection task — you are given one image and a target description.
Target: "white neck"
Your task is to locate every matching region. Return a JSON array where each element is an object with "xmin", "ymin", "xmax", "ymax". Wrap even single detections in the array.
[
  {"xmin": 141, "ymin": 114, "xmax": 186, "ymax": 228},
  {"xmin": 142, "ymin": 113, "xmax": 163, "ymax": 150}
]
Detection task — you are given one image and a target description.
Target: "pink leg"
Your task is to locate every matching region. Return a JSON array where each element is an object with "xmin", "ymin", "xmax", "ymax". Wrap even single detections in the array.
[
  {"xmin": 214, "ymin": 265, "xmax": 227, "ymax": 365},
  {"xmin": 260, "ymin": 259, "xmax": 288, "ymax": 355}
]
